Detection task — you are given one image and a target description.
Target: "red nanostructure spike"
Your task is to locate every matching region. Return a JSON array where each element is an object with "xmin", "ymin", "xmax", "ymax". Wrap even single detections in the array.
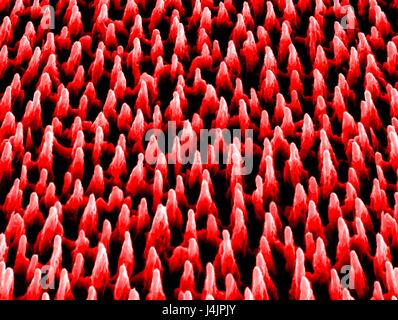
[{"xmin": 0, "ymin": 0, "xmax": 397, "ymax": 301}]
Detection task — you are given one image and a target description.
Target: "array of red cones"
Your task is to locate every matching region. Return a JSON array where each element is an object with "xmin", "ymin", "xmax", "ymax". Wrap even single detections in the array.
[{"xmin": 0, "ymin": 0, "xmax": 398, "ymax": 300}]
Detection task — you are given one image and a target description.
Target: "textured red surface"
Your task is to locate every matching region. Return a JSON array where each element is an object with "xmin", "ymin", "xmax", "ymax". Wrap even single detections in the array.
[{"xmin": 1, "ymin": 0, "xmax": 398, "ymax": 300}]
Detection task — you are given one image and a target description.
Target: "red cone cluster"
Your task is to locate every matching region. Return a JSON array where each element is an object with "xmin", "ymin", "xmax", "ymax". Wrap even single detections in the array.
[{"xmin": 0, "ymin": 0, "xmax": 398, "ymax": 300}]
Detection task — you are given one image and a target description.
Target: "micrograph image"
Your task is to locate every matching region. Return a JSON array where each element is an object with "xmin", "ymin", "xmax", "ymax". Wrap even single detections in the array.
[{"xmin": 0, "ymin": 0, "xmax": 398, "ymax": 301}]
